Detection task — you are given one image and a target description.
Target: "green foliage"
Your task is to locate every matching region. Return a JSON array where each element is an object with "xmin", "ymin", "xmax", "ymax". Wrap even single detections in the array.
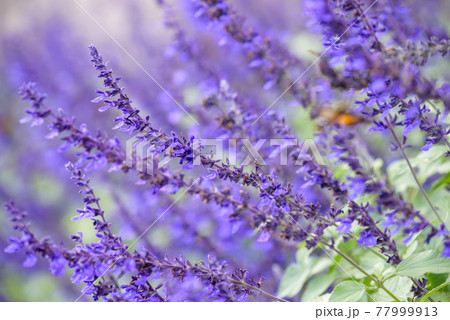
[
  {"xmin": 329, "ymin": 281, "xmax": 366, "ymax": 302},
  {"xmin": 396, "ymin": 250, "xmax": 450, "ymax": 278},
  {"xmin": 278, "ymin": 238, "xmax": 450, "ymax": 302},
  {"xmin": 277, "ymin": 247, "xmax": 332, "ymax": 298},
  {"xmin": 2, "ymin": 270, "xmax": 66, "ymax": 301},
  {"xmin": 430, "ymin": 170, "xmax": 450, "ymax": 191},
  {"xmin": 387, "ymin": 145, "xmax": 450, "ymax": 193},
  {"xmin": 426, "ymin": 272, "xmax": 449, "ymax": 289},
  {"xmin": 420, "ymin": 282, "xmax": 450, "ymax": 302},
  {"xmin": 277, "ymin": 264, "xmax": 307, "ymax": 298},
  {"xmin": 302, "ymin": 273, "xmax": 335, "ymax": 302},
  {"xmin": 374, "ymin": 277, "xmax": 413, "ymax": 302}
]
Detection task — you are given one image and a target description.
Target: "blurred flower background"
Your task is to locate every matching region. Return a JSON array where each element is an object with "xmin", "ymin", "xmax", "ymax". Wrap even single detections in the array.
[{"xmin": 0, "ymin": 0, "xmax": 449, "ymax": 302}]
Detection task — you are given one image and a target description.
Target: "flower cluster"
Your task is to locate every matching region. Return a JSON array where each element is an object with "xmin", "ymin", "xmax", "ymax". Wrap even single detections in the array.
[
  {"xmin": 2, "ymin": 0, "xmax": 450, "ymax": 302},
  {"xmin": 5, "ymin": 164, "xmax": 276, "ymax": 302}
]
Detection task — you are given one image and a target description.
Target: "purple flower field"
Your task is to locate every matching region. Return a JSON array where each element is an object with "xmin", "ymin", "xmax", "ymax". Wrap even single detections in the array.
[{"xmin": 0, "ymin": 0, "xmax": 449, "ymax": 302}]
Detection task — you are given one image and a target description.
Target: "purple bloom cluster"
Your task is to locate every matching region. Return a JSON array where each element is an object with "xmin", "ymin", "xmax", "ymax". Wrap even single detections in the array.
[
  {"xmin": 5, "ymin": 164, "xmax": 277, "ymax": 302},
  {"xmin": 2, "ymin": 0, "xmax": 449, "ymax": 302}
]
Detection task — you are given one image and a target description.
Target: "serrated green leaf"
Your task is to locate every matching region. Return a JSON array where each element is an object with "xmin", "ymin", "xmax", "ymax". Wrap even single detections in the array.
[
  {"xmin": 384, "ymin": 277, "xmax": 413, "ymax": 301},
  {"xmin": 329, "ymin": 281, "xmax": 366, "ymax": 302},
  {"xmin": 370, "ymin": 276, "xmax": 412, "ymax": 302},
  {"xmin": 396, "ymin": 250, "xmax": 450, "ymax": 277}
]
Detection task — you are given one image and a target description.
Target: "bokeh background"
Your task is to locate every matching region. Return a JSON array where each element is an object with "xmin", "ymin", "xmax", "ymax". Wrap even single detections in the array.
[{"xmin": 0, "ymin": 0, "xmax": 449, "ymax": 301}]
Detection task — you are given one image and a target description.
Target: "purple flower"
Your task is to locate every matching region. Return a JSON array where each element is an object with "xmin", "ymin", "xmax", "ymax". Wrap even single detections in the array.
[
  {"xmin": 23, "ymin": 252, "xmax": 37, "ymax": 268},
  {"xmin": 336, "ymin": 217, "xmax": 353, "ymax": 234},
  {"xmin": 72, "ymin": 266, "xmax": 95, "ymax": 285},
  {"xmin": 421, "ymin": 141, "xmax": 433, "ymax": 151},
  {"xmin": 4, "ymin": 237, "xmax": 23, "ymax": 253},
  {"xmin": 442, "ymin": 241, "xmax": 450, "ymax": 258},
  {"xmin": 357, "ymin": 230, "xmax": 377, "ymax": 247},
  {"xmin": 49, "ymin": 254, "xmax": 69, "ymax": 277},
  {"xmin": 81, "ymin": 284, "xmax": 96, "ymax": 295},
  {"xmin": 402, "ymin": 118, "xmax": 419, "ymax": 136},
  {"xmin": 347, "ymin": 177, "xmax": 366, "ymax": 200}
]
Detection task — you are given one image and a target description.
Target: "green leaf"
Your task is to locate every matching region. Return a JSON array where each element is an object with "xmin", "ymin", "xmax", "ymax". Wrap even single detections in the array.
[
  {"xmin": 436, "ymin": 197, "xmax": 450, "ymax": 218},
  {"xmin": 329, "ymin": 281, "xmax": 366, "ymax": 302},
  {"xmin": 410, "ymin": 146, "xmax": 450, "ymax": 179},
  {"xmin": 310, "ymin": 293, "xmax": 331, "ymax": 302},
  {"xmin": 278, "ymin": 264, "xmax": 309, "ymax": 298},
  {"xmin": 310, "ymin": 258, "xmax": 333, "ymax": 274},
  {"xmin": 383, "ymin": 277, "xmax": 413, "ymax": 301},
  {"xmin": 295, "ymin": 247, "xmax": 311, "ymax": 265},
  {"xmin": 420, "ymin": 282, "xmax": 450, "ymax": 302},
  {"xmin": 278, "ymin": 247, "xmax": 333, "ymax": 298},
  {"xmin": 396, "ymin": 250, "xmax": 450, "ymax": 277},
  {"xmin": 372, "ymin": 263, "xmax": 385, "ymax": 279},
  {"xmin": 387, "ymin": 160, "xmax": 416, "ymax": 192},
  {"xmin": 403, "ymin": 238, "xmax": 419, "ymax": 259},
  {"xmin": 302, "ymin": 274, "xmax": 335, "ymax": 302},
  {"xmin": 427, "ymin": 273, "xmax": 449, "ymax": 290},
  {"xmin": 387, "ymin": 146, "xmax": 450, "ymax": 193},
  {"xmin": 431, "ymin": 171, "xmax": 450, "ymax": 191},
  {"xmin": 370, "ymin": 276, "xmax": 412, "ymax": 302},
  {"xmin": 428, "ymin": 291, "xmax": 450, "ymax": 302}
]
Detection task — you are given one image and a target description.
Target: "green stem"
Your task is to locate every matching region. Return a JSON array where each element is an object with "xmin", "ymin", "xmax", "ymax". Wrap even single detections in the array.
[
  {"xmin": 286, "ymin": 197, "xmax": 396, "ymax": 269},
  {"xmin": 285, "ymin": 198, "xmax": 391, "ymax": 261},
  {"xmin": 326, "ymin": 243, "xmax": 401, "ymax": 302},
  {"xmin": 386, "ymin": 119, "xmax": 445, "ymax": 225}
]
